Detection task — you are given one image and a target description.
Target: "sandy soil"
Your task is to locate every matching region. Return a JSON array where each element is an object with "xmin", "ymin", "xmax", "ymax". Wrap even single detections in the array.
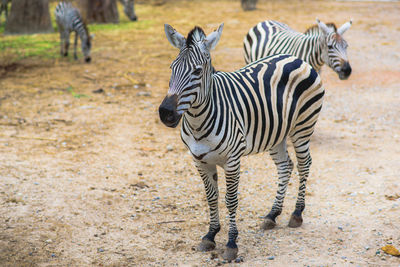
[{"xmin": 1, "ymin": 0, "xmax": 400, "ymax": 266}]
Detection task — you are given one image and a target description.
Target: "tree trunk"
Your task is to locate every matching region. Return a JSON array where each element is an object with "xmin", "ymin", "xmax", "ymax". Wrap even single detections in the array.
[
  {"xmin": 241, "ymin": 0, "xmax": 257, "ymax": 11},
  {"xmin": 5, "ymin": 0, "xmax": 53, "ymax": 35},
  {"xmin": 82, "ymin": 0, "xmax": 119, "ymax": 24}
]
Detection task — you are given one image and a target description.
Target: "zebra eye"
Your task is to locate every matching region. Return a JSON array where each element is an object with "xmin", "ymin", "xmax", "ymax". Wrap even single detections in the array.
[
  {"xmin": 327, "ymin": 45, "xmax": 333, "ymax": 49},
  {"xmin": 192, "ymin": 68, "xmax": 202, "ymax": 76}
]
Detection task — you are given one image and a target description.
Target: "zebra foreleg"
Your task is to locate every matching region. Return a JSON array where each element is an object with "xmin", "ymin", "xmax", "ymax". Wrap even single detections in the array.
[
  {"xmin": 262, "ymin": 141, "xmax": 293, "ymax": 230},
  {"xmin": 63, "ymin": 31, "xmax": 70, "ymax": 57},
  {"xmin": 58, "ymin": 31, "xmax": 64, "ymax": 56},
  {"xmin": 74, "ymin": 32, "xmax": 78, "ymax": 60},
  {"xmin": 289, "ymin": 139, "xmax": 312, "ymax": 228},
  {"xmin": 222, "ymin": 159, "xmax": 241, "ymax": 261},
  {"xmin": 196, "ymin": 162, "xmax": 220, "ymax": 252}
]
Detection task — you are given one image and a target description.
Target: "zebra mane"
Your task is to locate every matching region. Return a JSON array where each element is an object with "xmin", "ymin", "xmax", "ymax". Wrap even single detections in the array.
[
  {"xmin": 186, "ymin": 26, "xmax": 206, "ymax": 46},
  {"xmin": 304, "ymin": 23, "xmax": 337, "ymax": 35}
]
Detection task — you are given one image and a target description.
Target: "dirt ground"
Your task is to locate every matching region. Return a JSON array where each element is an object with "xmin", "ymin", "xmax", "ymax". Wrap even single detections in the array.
[{"xmin": 1, "ymin": 0, "xmax": 400, "ymax": 266}]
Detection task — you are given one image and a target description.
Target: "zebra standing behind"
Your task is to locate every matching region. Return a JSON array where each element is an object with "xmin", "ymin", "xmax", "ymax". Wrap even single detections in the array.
[
  {"xmin": 118, "ymin": 0, "xmax": 137, "ymax": 21},
  {"xmin": 159, "ymin": 24, "xmax": 324, "ymax": 261},
  {"xmin": 244, "ymin": 19, "xmax": 352, "ymax": 80},
  {"xmin": 55, "ymin": 1, "xmax": 92, "ymax": 63},
  {"xmin": 0, "ymin": 0, "xmax": 10, "ymax": 25}
]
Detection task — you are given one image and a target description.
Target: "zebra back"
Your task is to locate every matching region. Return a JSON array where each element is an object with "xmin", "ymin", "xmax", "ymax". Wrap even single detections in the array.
[{"xmin": 209, "ymin": 54, "xmax": 324, "ymax": 155}]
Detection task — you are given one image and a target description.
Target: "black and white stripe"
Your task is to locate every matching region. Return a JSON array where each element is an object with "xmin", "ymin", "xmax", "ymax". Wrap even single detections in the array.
[
  {"xmin": 244, "ymin": 19, "xmax": 352, "ymax": 80},
  {"xmin": 159, "ymin": 24, "xmax": 325, "ymax": 261},
  {"xmin": 55, "ymin": 1, "xmax": 92, "ymax": 63}
]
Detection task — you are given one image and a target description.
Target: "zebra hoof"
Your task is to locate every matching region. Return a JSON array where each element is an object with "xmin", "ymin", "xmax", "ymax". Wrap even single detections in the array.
[
  {"xmin": 222, "ymin": 247, "xmax": 238, "ymax": 262},
  {"xmin": 288, "ymin": 214, "xmax": 303, "ymax": 228},
  {"xmin": 197, "ymin": 239, "xmax": 216, "ymax": 251},
  {"xmin": 261, "ymin": 218, "xmax": 276, "ymax": 230}
]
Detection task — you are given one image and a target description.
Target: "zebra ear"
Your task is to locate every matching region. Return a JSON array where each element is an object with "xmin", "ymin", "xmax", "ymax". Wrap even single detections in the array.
[
  {"xmin": 165, "ymin": 24, "xmax": 186, "ymax": 49},
  {"xmin": 316, "ymin": 18, "xmax": 332, "ymax": 35},
  {"xmin": 337, "ymin": 19, "xmax": 352, "ymax": 35},
  {"xmin": 204, "ymin": 23, "xmax": 224, "ymax": 51}
]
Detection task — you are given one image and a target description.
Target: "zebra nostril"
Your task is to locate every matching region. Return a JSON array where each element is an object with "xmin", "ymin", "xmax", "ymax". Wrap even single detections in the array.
[
  {"xmin": 344, "ymin": 65, "xmax": 351, "ymax": 76},
  {"xmin": 159, "ymin": 106, "xmax": 175, "ymax": 122}
]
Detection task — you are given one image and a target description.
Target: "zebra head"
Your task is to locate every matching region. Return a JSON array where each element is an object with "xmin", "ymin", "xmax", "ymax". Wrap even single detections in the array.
[
  {"xmin": 317, "ymin": 19, "xmax": 352, "ymax": 80},
  {"xmin": 122, "ymin": 0, "xmax": 137, "ymax": 21},
  {"xmin": 159, "ymin": 24, "xmax": 224, "ymax": 128},
  {"xmin": 81, "ymin": 28, "xmax": 93, "ymax": 63}
]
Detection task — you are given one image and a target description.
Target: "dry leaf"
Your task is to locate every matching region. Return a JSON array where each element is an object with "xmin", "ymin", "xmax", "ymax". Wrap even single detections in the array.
[
  {"xmin": 385, "ymin": 194, "xmax": 400, "ymax": 201},
  {"xmin": 382, "ymin": 245, "xmax": 400, "ymax": 256}
]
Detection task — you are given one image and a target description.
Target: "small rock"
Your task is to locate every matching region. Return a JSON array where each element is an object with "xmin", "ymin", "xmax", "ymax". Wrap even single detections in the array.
[
  {"xmin": 235, "ymin": 256, "xmax": 244, "ymax": 263},
  {"xmin": 166, "ymin": 145, "xmax": 173, "ymax": 151},
  {"xmin": 267, "ymin": 256, "xmax": 275, "ymax": 260},
  {"xmin": 338, "ymin": 226, "xmax": 343, "ymax": 231},
  {"xmin": 97, "ymin": 248, "xmax": 104, "ymax": 253},
  {"xmin": 80, "ymin": 105, "xmax": 95, "ymax": 110},
  {"xmin": 45, "ymin": 239, "xmax": 52, "ymax": 243},
  {"xmin": 34, "ymin": 182, "xmax": 39, "ymax": 185},
  {"xmin": 136, "ymin": 91, "xmax": 151, "ymax": 97},
  {"xmin": 92, "ymin": 88, "xmax": 105, "ymax": 94},
  {"xmin": 51, "ymin": 253, "xmax": 56, "ymax": 258}
]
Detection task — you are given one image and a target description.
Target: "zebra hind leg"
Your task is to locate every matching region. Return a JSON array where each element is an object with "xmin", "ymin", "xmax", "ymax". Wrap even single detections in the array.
[
  {"xmin": 288, "ymin": 139, "xmax": 312, "ymax": 228},
  {"xmin": 261, "ymin": 140, "xmax": 293, "ymax": 230},
  {"xmin": 195, "ymin": 162, "xmax": 220, "ymax": 252}
]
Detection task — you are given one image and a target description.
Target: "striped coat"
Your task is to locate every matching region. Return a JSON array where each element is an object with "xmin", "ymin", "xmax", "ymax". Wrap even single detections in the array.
[
  {"xmin": 55, "ymin": 1, "xmax": 92, "ymax": 63},
  {"xmin": 159, "ymin": 24, "xmax": 324, "ymax": 261},
  {"xmin": 244, "ymin": 19, "xmax": 352, "ymax": 80}
]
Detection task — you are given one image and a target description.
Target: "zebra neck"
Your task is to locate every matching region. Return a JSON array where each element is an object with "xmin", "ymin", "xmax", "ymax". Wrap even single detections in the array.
[
  {"xmin": 184, "ymin": 85, "xmax": 215, "ymax": 132},
  {"xmin": 77, "ymin": 28, "xmax": 89, "ymax": 42},
  {"xmin": 308, "ymin": 35, "xmax": 325, "ymax": 72}
]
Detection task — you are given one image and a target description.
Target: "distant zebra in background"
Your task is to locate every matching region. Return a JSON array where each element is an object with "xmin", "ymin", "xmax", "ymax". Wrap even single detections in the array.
[
  {"xmin": 244, "ymin": 19, "xmax": 353, "ymax": 80},
  {"xmin": 0, "ymin": 0, "xmax": 11, "ymax": 25},
  {"xmin": 118, "ymin": 0, "xmax": 137, "ymax": 21},
  {"xmin": 55, "ymin": 1, "xmax": 92, "ymax": 63},
  {"xmin": 159, "ymin": 23, "xmax": 324, "ymax": 261}
]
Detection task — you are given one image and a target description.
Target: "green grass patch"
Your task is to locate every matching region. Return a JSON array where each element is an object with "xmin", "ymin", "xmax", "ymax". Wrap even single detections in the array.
[
  {"xmin": 0, "ymin": 2, "xmax": 153, "ymax": 64},
  {"xmin": 88, "ymin": 19, "xmax": 154, "ymax": 33},
  {"xmin": 66, "ymin": 86, "xmax": 89, "ymax": 99},
  {"xmin": 0, "ymin": 34, "xmax": 59, "ymax": 62}
]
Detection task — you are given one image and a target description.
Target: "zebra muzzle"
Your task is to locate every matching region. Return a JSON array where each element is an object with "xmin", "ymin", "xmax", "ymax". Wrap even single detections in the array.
[
  {"xmin": 159, "ymin": 95, "xmax": 182, "ymax": 128},
  {"xmin": 338, "ymin": 61, "xmax": 352, "ymax": 80}
]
